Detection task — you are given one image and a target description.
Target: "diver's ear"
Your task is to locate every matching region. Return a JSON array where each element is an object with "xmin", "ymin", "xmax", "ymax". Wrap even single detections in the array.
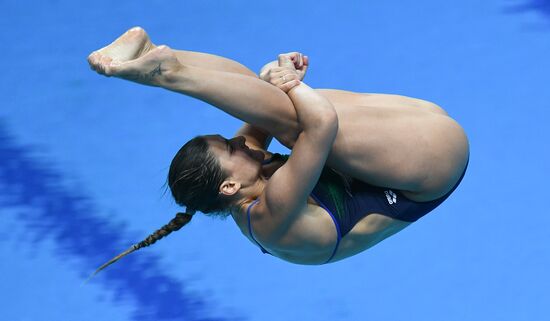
[{"xmin": 219, "ymin": 180, "xmax": 241, "ymax": 196}]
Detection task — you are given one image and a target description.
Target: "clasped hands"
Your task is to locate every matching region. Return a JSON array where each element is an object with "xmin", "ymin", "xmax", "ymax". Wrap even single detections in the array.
[{"xmin": 260, "ymin": 52, "xmax": 309, "ymax": 93}]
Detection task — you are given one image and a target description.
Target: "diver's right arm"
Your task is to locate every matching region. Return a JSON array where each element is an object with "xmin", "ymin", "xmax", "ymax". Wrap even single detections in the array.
[{"xmin": 252, "ymin": 57, "xmax": 337, "ymax": 240}]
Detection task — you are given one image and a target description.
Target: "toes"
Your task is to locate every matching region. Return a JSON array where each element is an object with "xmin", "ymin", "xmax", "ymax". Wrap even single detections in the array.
[
  {"xmin": 87, "ymin": 51, "xmax": 100, "ymax": 70},
  {"xmin": 99, "ymin": 55, "xmax": 113, "ymax": 66},
  {"xmin": 105, "ymin": 65, "xmax": 122, "ymax": 77},
  {"xmin": 103, "ymin": 65, "xmax": 113, "ymax": 76},
  {"xmin": 87, "ymin": 52, "xmax": 114, "ymax": 75},
  {"xmin": 103, "ymin": 60, "xmax": 123, "ymax": 76},
  {"xmin": 88, "ymin": 52, "xmax": 108, "ymax": 74}
]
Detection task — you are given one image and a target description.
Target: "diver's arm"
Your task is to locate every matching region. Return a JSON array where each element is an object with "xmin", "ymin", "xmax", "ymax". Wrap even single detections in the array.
[{"xmin": 254, "ymin": 79, "xmax": 338, "ymax": 239}]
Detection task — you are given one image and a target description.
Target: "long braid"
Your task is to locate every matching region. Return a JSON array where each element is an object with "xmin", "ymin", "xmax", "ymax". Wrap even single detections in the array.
[{"xmin": 86, "ymin": 210, "xmax": 195, "ymax": 282}]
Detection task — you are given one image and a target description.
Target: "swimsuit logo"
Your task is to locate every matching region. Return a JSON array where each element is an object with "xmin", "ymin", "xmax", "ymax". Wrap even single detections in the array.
[{"xmin": 384, "ymin": 190, "xmax": 397, "ymax": 205}]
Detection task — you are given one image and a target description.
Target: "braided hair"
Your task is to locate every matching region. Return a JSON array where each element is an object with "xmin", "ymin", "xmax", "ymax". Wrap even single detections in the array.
[
  {"xmin": 89, "ymin": 135, "xmax": 231, "ymax": 280},
  {"xmin": 89, "ymin": 210, "xmax": 195, "ymax": 279}
]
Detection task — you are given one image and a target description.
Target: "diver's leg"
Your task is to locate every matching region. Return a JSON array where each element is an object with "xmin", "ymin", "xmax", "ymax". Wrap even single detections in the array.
[
  {"xmin": 172, "ymin": 50, "xmax": 257, "ymax": 77},
  {"xmin": 88, "ymin": 27, "xmax": 257, "ymax": 77},
  {"xmin": 166, "ymin": 61, "xmax": 467, "ymax": 202},
  {"xmin": 88, "ymin": 29, "xmax": 300, "ymax": 146},
  {"xmin": 88, "ymin": 28, "xmax": 469, "ymax": 201}
]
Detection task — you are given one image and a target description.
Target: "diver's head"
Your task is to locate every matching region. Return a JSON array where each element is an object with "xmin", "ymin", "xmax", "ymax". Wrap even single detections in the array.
[
  {"xmin": 89, "ymin": 134, "xmax": 266, "ymax": 278},
  {"xmin": 168, "ymin": 134, "xmax": 264, "ymax": 216}
]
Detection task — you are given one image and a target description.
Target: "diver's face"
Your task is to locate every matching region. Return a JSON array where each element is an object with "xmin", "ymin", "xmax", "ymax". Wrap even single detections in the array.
[{"xmin": 206, "ymin": 135, "xmax": 264, "ymax": 184}]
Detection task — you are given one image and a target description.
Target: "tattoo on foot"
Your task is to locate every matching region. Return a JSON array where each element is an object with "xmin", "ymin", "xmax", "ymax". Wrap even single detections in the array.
[
  {"xmin": 127, "ymin": 63, "xmax": 163, "ymax": 82},
  {"xmin": 150, "ymin": 64, "xmax": 162, "ymax": 78}
]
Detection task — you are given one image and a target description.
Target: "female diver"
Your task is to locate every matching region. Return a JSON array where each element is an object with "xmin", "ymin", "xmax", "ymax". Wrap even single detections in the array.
[{"xmin": 87, "ymin": 27, "xmax": 469, "ymax": 274}]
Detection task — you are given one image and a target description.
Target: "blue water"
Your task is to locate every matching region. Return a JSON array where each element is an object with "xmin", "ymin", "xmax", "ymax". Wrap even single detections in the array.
[{"xmin": 1, "ymin": 1, "xmax": 549, "ymax": 320}]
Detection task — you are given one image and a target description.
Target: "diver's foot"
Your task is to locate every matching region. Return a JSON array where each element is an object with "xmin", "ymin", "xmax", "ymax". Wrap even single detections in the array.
[
  {"xmin": 104, "ymin": 45, "xmax": 182, "ymax": 86},
  {"xmin": 88, "ymin": 26, "xmax": 154, "ymax": 75}
]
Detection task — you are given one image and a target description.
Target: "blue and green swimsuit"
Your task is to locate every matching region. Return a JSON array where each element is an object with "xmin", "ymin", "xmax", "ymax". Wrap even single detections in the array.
[{"xmin": 247, "ymin": 153, "xmax": 467, "ymax": 263}]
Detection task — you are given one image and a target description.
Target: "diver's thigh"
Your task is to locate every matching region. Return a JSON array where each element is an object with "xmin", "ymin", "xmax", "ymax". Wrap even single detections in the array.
[{"xmin": 326, "ymin": 108, "xmax": 469, "ymax": 199}]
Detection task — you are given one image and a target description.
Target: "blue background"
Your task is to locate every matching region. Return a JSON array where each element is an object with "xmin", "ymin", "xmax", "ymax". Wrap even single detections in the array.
[{"xmin": 1, "ymin": 1, "xmax": 549, "ymax": 320}]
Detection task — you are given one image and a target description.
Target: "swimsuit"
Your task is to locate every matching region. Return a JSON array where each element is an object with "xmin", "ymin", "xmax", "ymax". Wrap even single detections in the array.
[{"xmin": 247, "ymin": 153, "xmax": 468, "ymax": 263}]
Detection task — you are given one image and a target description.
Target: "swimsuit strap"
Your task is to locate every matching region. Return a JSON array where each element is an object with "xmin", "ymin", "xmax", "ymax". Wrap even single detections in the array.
[
  {"xmin": 247, "ymin": 193, "xmax": 341, "ymax": 263},
  {"xmin": 310, "ymin": 193, "xmax": 341, "ymax": 264},
  {"xmin": 246, "ymin": 199, "xmax": 269, "ymax": 254}
]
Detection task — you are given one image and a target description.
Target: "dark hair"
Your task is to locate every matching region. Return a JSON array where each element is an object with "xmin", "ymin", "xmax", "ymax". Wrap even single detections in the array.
[
  {"xmin": 88, "ymin": 135, "xmax": 231, "ymax": 280},
  {"xmin": 168, "ymin": 135, "xmax": 232, "ymax": 215}
]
